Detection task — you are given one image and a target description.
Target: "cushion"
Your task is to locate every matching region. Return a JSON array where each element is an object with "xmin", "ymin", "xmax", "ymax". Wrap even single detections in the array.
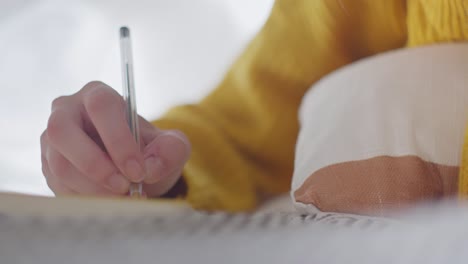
[{"xmin": 292, "ymin": 43, "xmax": 468, "ymax": 216}]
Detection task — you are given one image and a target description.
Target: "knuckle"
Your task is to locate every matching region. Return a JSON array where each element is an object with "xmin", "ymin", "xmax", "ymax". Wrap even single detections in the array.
[
  {"xmin": 51, "ymin": 95, "xmax": 70, "ymax": 111},
  {"xmin": 83, "ymin": 85, "xmax": 121, "ymax": 115},
  {"xmin": 46, "ymin": 111, "xmax": 67, "ymax": 141},
  {"xmin": 82, "ymin": 81, "xmax": 107, "ymax": 92}
]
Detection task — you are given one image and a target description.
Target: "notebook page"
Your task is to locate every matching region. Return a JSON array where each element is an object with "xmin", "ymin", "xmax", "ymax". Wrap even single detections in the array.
[
  {"xmin": 0, "ymin": 192, "xmax": 192, "ymax": 219},
  {"xmin": 7, "ymin": 193, "xmax": 468, "ymax": 264}
]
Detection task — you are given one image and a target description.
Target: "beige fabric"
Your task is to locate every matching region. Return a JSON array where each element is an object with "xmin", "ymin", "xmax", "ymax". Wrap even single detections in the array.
[
  {"xmin": 294, "ymin": 155, "xmax": 458, "ymax": 216},
  {"xmin": 292, "ymin": 43, "xmax": 468, "ymax": 215}
]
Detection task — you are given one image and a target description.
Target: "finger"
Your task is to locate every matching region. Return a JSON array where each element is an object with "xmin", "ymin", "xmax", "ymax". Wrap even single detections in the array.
[
  {"xmin": 46, "ymin": 107, "xmax": 130, "ymax": 193},
  {"xmin": 46, "ymin": 147, "xmax": 123, "ymax": 196},
  {"xmin": 81, "ymin": 81, "xmax": 145, "ymax": 182},
  {"xmin": 143, "ymin": 130, "xmax": 191, "ymax": 184},
  {"xmin": 40, "ymin": 131, "xmax": 51, "ymax": 178},
  {"xmin": 143, "ymin": 168, "xmax": 183, "ymax": 197},
  {"xmin": 139, "ymin": 117, "xmax": 161, "ymax": 145},
  {"xmin": 45, "ymin": 173, "xmax": 76, "ymax": 197},
  {"xmin": 41, "ymin": 131, "xmax": 75, "ymax": 195},
  {"xmin": 41, "ymin": 151, "xmax": 71, "ymax": 196},
  {"xmin": 41, "ymin": 151, "xmax": 52, "ymax": 181}
]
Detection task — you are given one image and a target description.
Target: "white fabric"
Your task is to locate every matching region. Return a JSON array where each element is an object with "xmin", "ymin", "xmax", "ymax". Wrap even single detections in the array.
[{"xmin": 292, "ymin": 43, "xmax": 468, "ymax": 199}]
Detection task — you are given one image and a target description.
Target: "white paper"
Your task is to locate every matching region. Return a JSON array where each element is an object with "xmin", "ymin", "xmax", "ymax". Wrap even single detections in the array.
[{"xmin": 4, "ymin": 193, "xmax": 468, "ymax": 264}]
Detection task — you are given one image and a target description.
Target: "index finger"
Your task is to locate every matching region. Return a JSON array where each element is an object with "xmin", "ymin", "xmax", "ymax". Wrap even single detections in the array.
[
  {"xmin": 46, "ymin": 107, "xmax": 129, "ymax": 193},
  {"xmin": 81, "ymin": 81, "xmax": 145, "ymax": 182}
]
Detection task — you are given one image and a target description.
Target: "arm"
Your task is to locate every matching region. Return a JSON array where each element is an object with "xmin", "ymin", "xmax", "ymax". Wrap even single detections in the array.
[{"xmin": 153, "ymin": 0, "xmax": 408, "ymax": 211}]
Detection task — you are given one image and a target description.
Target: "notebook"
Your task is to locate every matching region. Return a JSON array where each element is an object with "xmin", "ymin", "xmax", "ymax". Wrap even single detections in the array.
[{"xmin": 1, "ymin": 192, "xmax": 467, "ymax": 264}]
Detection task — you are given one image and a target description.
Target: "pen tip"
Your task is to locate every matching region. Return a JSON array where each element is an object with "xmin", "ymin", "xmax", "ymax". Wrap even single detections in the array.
[{"xmin": 120, "ymin": 27, "xmax": 130, "ymax": 38}]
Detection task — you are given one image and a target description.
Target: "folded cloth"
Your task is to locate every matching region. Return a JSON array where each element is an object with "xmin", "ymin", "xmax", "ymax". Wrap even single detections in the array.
[{"xmin": 293, "ymin": 43, "xmax": 468, "ymax": 216}]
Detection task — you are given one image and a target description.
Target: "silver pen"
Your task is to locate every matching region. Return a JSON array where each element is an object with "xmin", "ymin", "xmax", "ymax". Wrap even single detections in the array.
[{"xmin": 119, "ymin": 26, "xmax": 143, "ymax": 197}]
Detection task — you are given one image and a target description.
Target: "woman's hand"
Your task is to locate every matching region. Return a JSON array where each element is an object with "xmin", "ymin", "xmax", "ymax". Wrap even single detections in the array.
[{"xmin": 40, "ymin": 81, "xmax": 191, "ymax": 198}]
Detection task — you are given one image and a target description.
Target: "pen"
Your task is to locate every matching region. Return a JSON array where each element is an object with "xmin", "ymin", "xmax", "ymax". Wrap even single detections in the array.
[{"xmin": 119, "ymin": 26, "xmax": 144, "ymax": 198}]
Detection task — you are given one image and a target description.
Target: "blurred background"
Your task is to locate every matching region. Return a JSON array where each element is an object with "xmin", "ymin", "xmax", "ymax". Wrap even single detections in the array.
[{"xmin": 0, "ymin": 0, "xmax": 273, "ymax": 196}]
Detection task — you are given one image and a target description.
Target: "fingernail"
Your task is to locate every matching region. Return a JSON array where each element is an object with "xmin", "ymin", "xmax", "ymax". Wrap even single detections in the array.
[
  {"xmin": 125, "ymin": 159, "xmax": 144, "ymax": 182},
  {"xmin": 145, "ymin": 156, "xmax": 165, "ymax": 183},
  {"xmin": 107, "ymin": 173, "xmax": 129, "ymax": 193}
]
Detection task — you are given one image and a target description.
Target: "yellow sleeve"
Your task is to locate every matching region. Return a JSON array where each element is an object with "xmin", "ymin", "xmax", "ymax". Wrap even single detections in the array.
[
  {"xmin": 459, "ymin": 127, "xmax": 468, "ymax": 197},
  {"xmin": 153, "ymin": 0, "xmax": 407, "ymax": 212}
]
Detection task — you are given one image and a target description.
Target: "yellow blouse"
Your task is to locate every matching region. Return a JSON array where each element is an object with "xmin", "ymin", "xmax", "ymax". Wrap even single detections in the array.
[{"xmin": 153, "ymin": 0, "xmax": 468, "ymax": 212}]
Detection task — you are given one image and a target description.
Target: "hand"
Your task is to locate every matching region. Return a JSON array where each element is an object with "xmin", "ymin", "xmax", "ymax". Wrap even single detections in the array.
[{"xmin": 40, "ymin": 81, "xmax": 191, "ymax": 198}]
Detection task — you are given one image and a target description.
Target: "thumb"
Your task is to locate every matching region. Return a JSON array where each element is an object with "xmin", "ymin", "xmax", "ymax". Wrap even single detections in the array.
[{"xmin": 142, "ymin": 130, "xmax": 191, "ymax": 185}]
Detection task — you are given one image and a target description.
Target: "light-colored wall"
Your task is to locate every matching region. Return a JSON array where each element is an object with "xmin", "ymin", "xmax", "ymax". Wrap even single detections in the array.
[{"xmin": 0, "ymin": 0, "xmax": 273, "ymax": 195}]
